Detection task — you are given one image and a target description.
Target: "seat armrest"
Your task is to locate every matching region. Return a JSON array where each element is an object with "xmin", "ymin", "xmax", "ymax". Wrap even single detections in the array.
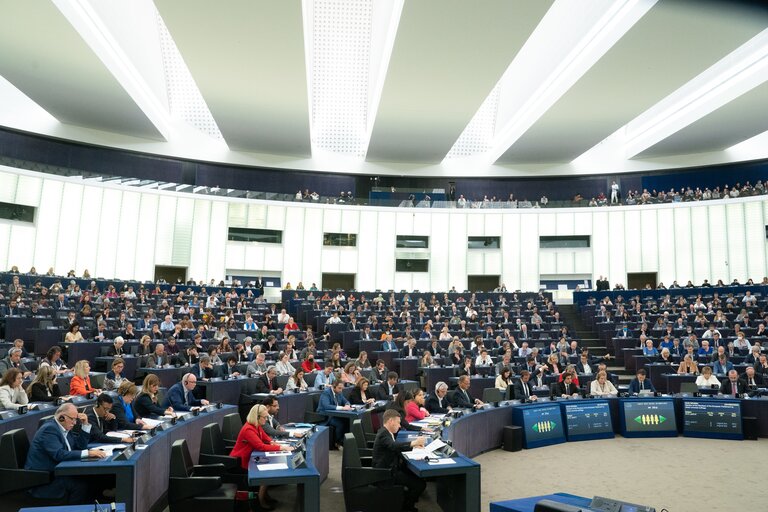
[
  {"xmin": 344, "ymin": 467, "xmax": 393, "ymax": 488},
  {"xmin": 199, "ymin": 453, "xmax": 239, "ymax": 470},
  {"xmin": 191, "ymin": 463, "xmax": 227, "ymax": 477},
  {"xmin": 169, "ymin": 476, "xmax": 222, "ymax": 502}
]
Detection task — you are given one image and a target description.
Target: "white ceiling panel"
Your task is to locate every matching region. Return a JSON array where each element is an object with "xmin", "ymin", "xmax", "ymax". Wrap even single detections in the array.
[
  {"xmin": 155, "ymin": 0, "xmax": 310, "ymax": 155},
  {"xmin": 366, "ymin": 0, "xmax": 553, "ymax": 163},
  {"xmin": 636, "ymin": 79, "xmax": 768, "ymax": 158},
  {"xmin": 497, "ymin": 1, "xmax": 767, "ymax": 164},
  {"xmin": 0, "ymin": 0, "xmax": 162, "ymax": 139}
]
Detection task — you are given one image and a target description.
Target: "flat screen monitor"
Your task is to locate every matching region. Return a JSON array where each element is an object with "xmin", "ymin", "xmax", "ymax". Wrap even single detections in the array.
[
  {"xmin": 619, "ymin": 398, "xmax": 677, "ymax": 438},
  {"xmin": 562, "ymin": 400, "xmax": 615, "ymax": 442},
  {"xmin": 512, "ymin": 403, "xmax": 566, "ymax": 449},
  {"xmin": 682, "ymin": 398, "xmax": 743, "ymax": 440}
]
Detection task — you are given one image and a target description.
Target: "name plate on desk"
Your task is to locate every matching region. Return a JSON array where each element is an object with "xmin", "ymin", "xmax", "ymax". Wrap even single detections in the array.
[{"xmin": 114, "ymin": 446, "xmax": 135, "ymax": 460}]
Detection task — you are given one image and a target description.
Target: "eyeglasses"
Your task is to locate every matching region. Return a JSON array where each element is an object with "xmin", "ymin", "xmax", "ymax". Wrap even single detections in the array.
[{"xmin": 63, "ymin": 415, "xmax": 78, "ymax": 422}]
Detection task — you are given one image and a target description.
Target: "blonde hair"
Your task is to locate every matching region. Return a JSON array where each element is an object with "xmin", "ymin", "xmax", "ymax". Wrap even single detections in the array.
[
  {"xmin": 112, "ymin": 357, "xmax": 125, "ymax": 369},
  {"xmin": 118, "ymin": 380, "xmax": 138, "ymax": 398},
  {"xmin": 246, "ymin": 403, "xmax": 268, "ymax": 426},
  {"xmin": 26, "ymin": 365, "xmax": 56, "ymax": 397},
  {"xmin": 73, "ymin": 360, "xmax": 90, "ymax": 378},
  {"xmin": 140, "ymin": 374, "xmax": 160, "ymax": 402}
]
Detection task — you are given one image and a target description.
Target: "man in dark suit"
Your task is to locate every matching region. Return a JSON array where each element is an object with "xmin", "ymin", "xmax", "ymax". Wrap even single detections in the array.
[
  {"xmin": 25, "ymin": 403, "xmax": 107, "ymax": 503},
  {"xmin": 162, "ymin": 373, "xmax": 209, "ymax": 411},
  {"xmin": 317, "ymin": 381, "xmax": 351, "ymax": 447},
  {"xmin": 216, "ymin": 356, "xmax": 241, "ymax": 378},
  {"xmin": 105, "ymin": 337, "xmax": 126, "ymax": 357},
  {"xmin": 254, "ymin": 366, "xmax": 282, "ymax": 394},
  {"xmin": 451, "ymin": 375, "xmax": 483, "ymax": 409},
  {"xmin": 190, "ymin": 355, "xmax": 215, "ymax": 381},
  {"xmin": 262, "ymin": 396, "xmax": 289, "ymax": 438},
  {"xmin": 721, "ymin": 369, "xmax": 747, "ymax": 397},
  {"xmin": 740, "ymin": 366, "xmax": 761, "ymax": 390},
  {"xmin": 84, "ymin": 394, "xmax": 135, "ymax": 443},
  {"xmin": 627, "ymin": 369, "xmax": 656, "ymax": 394},
  {"xmin": 552, "ymin": 372, "xmax": 580, "ymax": 398},
  {"xmin": 177, "ymin": 346, "xmax": 200, "ymax": 367},
  {"xmin": 372, "ymin": 409, "xmax": 426, "ymax": 512},
  {"xmin": 512, "ymin": 370, "xmax": 537, "ymax": 401},
  {"xmin": 374, "ymin": 371, "xmax": 401, "ymax": 401},
  {"xmin": 425, "ymin": 381, "xmax": 451, "ymax": 414}
]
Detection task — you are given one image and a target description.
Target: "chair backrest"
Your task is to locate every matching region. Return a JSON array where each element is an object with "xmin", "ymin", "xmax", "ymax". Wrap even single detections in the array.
[
  {"xmin": 351, "ymin": 419, "xmax": 367, "ymax": 450},
  {"xmin": 482, "ymin": 388, "xmax": 503, "ymax": 403},
  {"xmin": 221, "ymin": 413, "xmax": 242, "ymax": 441},
  {"xmin": 38, "ymin": 415, "xmax": 54, "ymax": 428},
  {"xmin": 170, "ymin": 439, "xmax": 193, "ymax": 478},
  {"xmin": 680, "ymin": 382, "xmax": 699, "ymax": 394},
  {"xmin": 446, "ymin": 390, "xmax": 457, "ymax": 404},
  {"xmin": 200, "ymin": 422, "xmax": 226, "ymax": 456},
  {"xmin": 0, "ymin": 429, "xmax": 28, "ymax": 469},
  {"xmin": 342, "ymin": 433, "xmax": 362, "ymax": 470},
  {"xmin": 276, "ymin": 374, "xmax": 290, "ymax": 390},
  {"xmin": 361, "ymin": 409, "xmax": 374, "ymax": 437}
]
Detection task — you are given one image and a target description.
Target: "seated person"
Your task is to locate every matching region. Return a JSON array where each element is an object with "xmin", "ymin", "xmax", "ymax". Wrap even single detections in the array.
[
  {"xmin": 112, "ymin": 381, "xmax": 146, "ymax": 430},
  {"xmin": 0, "ymin": 368, "xmax": 29, "ymax": 410},
  {"xmin": 628, "ymin": 368, "xmax": 656, "ymax": 394},
  {"xmin": 190, "ymin": 355, "xmax": 215, "ymax": 381},
  {"xmin": 425, "ymin": 381, "xmax": 452, "ymax": 413},
  {"xmin": 0, "ymin": 347, "xmax": 32, "ymax": 378},
  {"xmin": 146, "ymin": 343, "xmax": 169, "ymax": 368},
  {"xmin": 495, "ymin": 367, "xmax": 513, "ymax": 392},
  {"xmin": 104, "ymin": 358, "xmax": 127, "ymax": 391},
  {"xmin": 695, "ymin": 366, "xmax": 720, "ymax": 388},
  {"xmin": 286, "ymin": 369, "xmax": 309, "ymax": 392},
  {"xmin": 255, "ymin": 366, "xmax": 283, "ymax": 394},
  {"xmin": 134, "ymin": 374, "xmax": 173, "ymax": 418},
  {"xmin": 642, "ymin": 339, "xmax": 658, "ymax": 357},
  {"xmin": 451, "ymin": 375, "xmax": 484, "ymax": 408},
  {"xmin": 84, "ymin": 394, "xmax": 135, "ymax": 443},
  {"xmin": 375, "ymin": 371, "xmax": 401, "ymax": 400},
  {"xmin": 404, "ymin": 388, "xmax": 430, "ymax": 423},
  {"xmin": 24, "ymin": 403, "xmax": 108, "ymax": 503},
  {"xmin": 513, "ymin": 370, "xmax": 537, "ymax": 401},
  {"xmin": 275, "ymin": 352, "xmax": 296, "ymax": 377},
  {"xmin": 697, "ymin": 340, "xmax": 713, "ymax": 357},
  {"xmin": 740, "ymin": 366, "xmax": 760, "ymax": 389},
  {"xmin": 677, "ymin": 354, "xmax": 699, "ymax": 375},
  {"xmin": 246, "ymin": 353, "xmax": 269, "ymax": 377},
  {"xmin": 216, "ymin": 356, "xmax": 241, "ymax": 379},
  {"xmin": 385, "ymin": 390, "xmax": 423, "ymax": 432},
  {"xmin": 656, "ymin": 348, "xmax": 675, "ymax": 364},
  {"xmin": 314, "ymin": 363, "xmax": 337, "ymax": 388},
  {"xmin": 454, "ymin": 356, "xmax": 475, "ymax": 378},
  {"xmin": 301, "ymin": 354, "xmax": 321, "ymax": 373},
  {"xmin": 69, "ymin": 360, "xmax": 101, "ymax": 396},
  {"xmin": 589, "ymin": 370, "xmax": 618, "ymax": 397},
  {"xmin": 26, "ymin": 366, "xmax": 62, "ymax": 402},
  {"xmin": 317, "ymin": 381, "xmax": 352, "ymax": 447},
  {"xmin": 163, "ymin": 373, "xmax": 210, "ymax": 411},
  {"xmin": 348, "ymin": 377, "xmax": 375, "ymax": 406},
  {"xmin": 372, "ymin": 409, "xmax": 427, "ymax": 512},
  {"xmin": 721, "ymin": 369, "xmax": 747, "ymax": 397},
  {"xmin": 106, "ymin": 336, "xmax": 126, "ymax": 357},
  {"xmin": 713, "ymin": 355, "xmax": 734, "ymax": 375},
  {"xmin": 230, "ymin": 404, "xmax": 285, "ymax": 510},
  {"xmin": 552, "ymin": 372, "xmax": 580, "ymax": 398}
]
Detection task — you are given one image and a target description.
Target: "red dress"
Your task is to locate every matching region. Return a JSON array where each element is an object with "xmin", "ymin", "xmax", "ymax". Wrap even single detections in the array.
[
  {"xmin": 69, "ymin": 376, "xmax": 95, "ymax": 396},
  {"xmin": 229, "ymin": 422, "xmax": 281, "ymax": 469}
]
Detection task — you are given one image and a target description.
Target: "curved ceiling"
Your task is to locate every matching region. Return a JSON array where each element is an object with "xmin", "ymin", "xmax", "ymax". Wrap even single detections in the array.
[{"xmin": 1, "ymin": 0, "xmax": 767, "ymax": 178}]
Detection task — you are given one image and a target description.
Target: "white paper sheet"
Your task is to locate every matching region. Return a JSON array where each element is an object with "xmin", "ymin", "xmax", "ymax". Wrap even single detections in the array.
[{"xmin": 256, "ymin": 463, "xmax": 289, "ymax": 471}]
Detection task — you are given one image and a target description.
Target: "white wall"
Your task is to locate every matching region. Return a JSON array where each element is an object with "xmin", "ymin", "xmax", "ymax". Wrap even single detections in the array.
[{"xmin": 1, "ymin": 166, "xmax": 766, "ymax": 290}]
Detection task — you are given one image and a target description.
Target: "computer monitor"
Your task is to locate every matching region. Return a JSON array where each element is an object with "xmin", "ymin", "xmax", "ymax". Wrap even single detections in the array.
[
  {"xmin": 682, "ymin": 398, "xmax": 743, "ymax": 440},
  {"xmin": 619, "ymin": 398, "xmax": 677, "ymax": 438},
  {"xmin": 512, "ymin": 402, "xmax": 566, "ymax": 449},
  {"xmin": 561, "ymin": 399, "xmax": 614, "ymax": 442}
]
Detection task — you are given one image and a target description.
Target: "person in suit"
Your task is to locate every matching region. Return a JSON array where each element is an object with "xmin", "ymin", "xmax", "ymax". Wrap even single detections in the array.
[
  {"xmin": 255, "ymin": 366, "xmax": 283, "ymax": 394},
  {"xmin": 190, "ymin": 355, "xmax": 215, "ymax": 381},
  {"xmin": 513, "ymin": 370, "xmax": 537, "ymax": 401},
  {"xmin": 145, "ymin": 343, "xmax": 168, "ymax": 368},
  {"xmin": 371, "ymin": 359, "xmax": 388, "ymax": 383},
  {"xmin": 246, "ymin": 353, "xmax": 269, "ymax": 377},
  {"xmin": 348, "ymin": 377, "xmax": 376, "ymax": 406},
  {"xmin": 229, "ymin": 404, "xmax": 284, "ymax": 510},
  {"xmin": 372, "ymin": 409, "xmax": 427, "ymax": 512},
  {"xmin": 375, "ymin": 371, "xmax": 401, "ymax": 401},
  {"xmin": 552, "ymin": 372, "xmax": 580, "ymax": 398},
  {"xmin": 261, "ymin": 396, "xmax": 294, "ymax": 438},
  {"xmin": 425, "ymin": 381, "xmax": 452, "ymax": 413},
  {"xmin": 24, "ymin": 403, "xmax": 108, "ymax": 503},
  {"xmin": 452, "ymin": 375, "xmax": 484, "ymax": 408},
  {"xmin": 216, "ymin": 356, "xmax": 241, "ymax": 378},
  {"xmin": 84, "ymin": 394, "xmax": 134, "ymax": 443},
  {"xmin": 0, "ymin": 347, "xmax": 31, "ymax": 378},
  {"xmin": 713, "ymin": 355, "xmax": 734, "ymax": 375},
  {"xmin": 721, "ymin": 369, "xmax": 747, "ymax": 397},
  {"xmin": 162, "ymin": 373, "xmax": 210, "ymax": 411},
  {"xmin": 628, "ymin": 369, "xmax": 656, "ymax": 394},
  {"xmin": 26, "ymin": 365, "xmax": 62, "ymax": 402},
  {"xmin": 454, "ymin": 356, "xmax": 475, "ymax": 378},
  {"xmin": 317, "ymin": 380, "xmax": 352, "ymax": 447},
  {"xmin": 105, "ymin": 336, "xmax": 126, "ymax": 357},
  {"xmin": 740, "ymin": 366, "xmax": 761, "ymax": 390}
]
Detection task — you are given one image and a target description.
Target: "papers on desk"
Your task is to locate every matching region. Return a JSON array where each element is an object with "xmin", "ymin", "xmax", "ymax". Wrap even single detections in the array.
[
  {"xmin": 403, "ymin": 438, "xmax": 447, "ymax": 460},
  {"xmin": 263, "ymin": 451, "xmax": 292, "ymax": 457},
  {"xmin": 426, "ymin": 458, "xmax": 456, "ymax": 465},
  {"xmin": 91, "ymin": 444, "xmax": 127, "ymax": 456},
  {"xmin": 140, "ymin": 418, "xmax": 163, "ymax": 428},
  {"xmin": 285, "ymin": 427, "xmax": 311, "ymax": 436},
  {"xmin": 105, "ymin": 430, "xmax": 141, "ymax": 440},
  {"xmin": 256, "ymin": 462, "xmax": 288, "ymax": 471}
]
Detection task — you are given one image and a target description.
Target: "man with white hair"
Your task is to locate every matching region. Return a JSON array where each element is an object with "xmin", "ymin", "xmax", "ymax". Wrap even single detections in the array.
[
  {"xmin": 25, "ymin": 403, "xmax": 107, "ymax": 502},
  {"xmin": 0, "ymin": 347, "xmax": 31, "ymax": 378},
  {"xmin": 425, "ymin": 381, "xmax": 452, "ymax": 414}
]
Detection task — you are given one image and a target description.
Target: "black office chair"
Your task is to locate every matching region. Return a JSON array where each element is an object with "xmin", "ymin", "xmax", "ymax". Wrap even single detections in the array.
[
  {"xmin": 341, "ymin": 434, "xmax": 404, "ymax": 512},
  {"xmin": 350, "ymin": 419, "xmax": 373, "ymax": 463},
  {"xmin": 221, "ymin": 413, "xmax": 242, "ymax": 447},
  {"xmin": 199, "ymin": 423, "xmax": 245, "ymax": 487},
  {"xmin": 360, "ymin": 409, "xmax": 377, "ymax": 444},
  {"xmin": 37, "ymin": 415, "xmax": 54, "ymax": 428},
  {"xmin": 168, "ymin": 439, "xmax": 236, "ymax": 512},
  {"xmin": 0, "ymin": 429, "xmax": 51, "ymax": 495},
  {"xmin": 304, "ymin": 392, "xmax": 326, "ymax": 424}
]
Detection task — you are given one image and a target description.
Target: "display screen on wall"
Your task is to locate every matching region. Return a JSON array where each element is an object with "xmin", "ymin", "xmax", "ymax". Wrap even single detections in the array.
[
  {"xmin": 323, "ymin": 233, "xmax": 357, "ymax": 247},
  {"xmin": 0, "ymin": 201, "xmax": 35, "ymax": 223},
  {"xmin": 467, "ymin": 236, "xmax": 500, "ymax": 249},
  {"xmin": 539, "ymin": 235, "xmax": 590, "ymax": 249},
  {"xmin": 227, "ymin": 228, "xmax": 282, "ymax": 244},
  {"xmin": 395, "ymin": 259, "xmax": 429, "ymax": 272},
  {"xmin": 396, "ymin": 235, "xmax": 429, "ymax": 249}
]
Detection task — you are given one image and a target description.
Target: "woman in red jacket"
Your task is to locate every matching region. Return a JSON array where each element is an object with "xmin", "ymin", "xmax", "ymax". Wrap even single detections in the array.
[
  {"xmin": 69, "ymin": 360, "xmax": 101, "ymax": 396},
  {"xmin": 405, "ymin": 388, "xmax": 430, "ymax": 423},
  {"xmin": 230, "ymin": 404, "xmax": 284, "ymax": 510}
]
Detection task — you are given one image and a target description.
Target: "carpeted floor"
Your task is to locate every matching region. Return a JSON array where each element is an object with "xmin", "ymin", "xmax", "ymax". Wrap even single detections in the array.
[{"xmin": 256, "ymin": 436, "xmax": 762, "ymax": 511}]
